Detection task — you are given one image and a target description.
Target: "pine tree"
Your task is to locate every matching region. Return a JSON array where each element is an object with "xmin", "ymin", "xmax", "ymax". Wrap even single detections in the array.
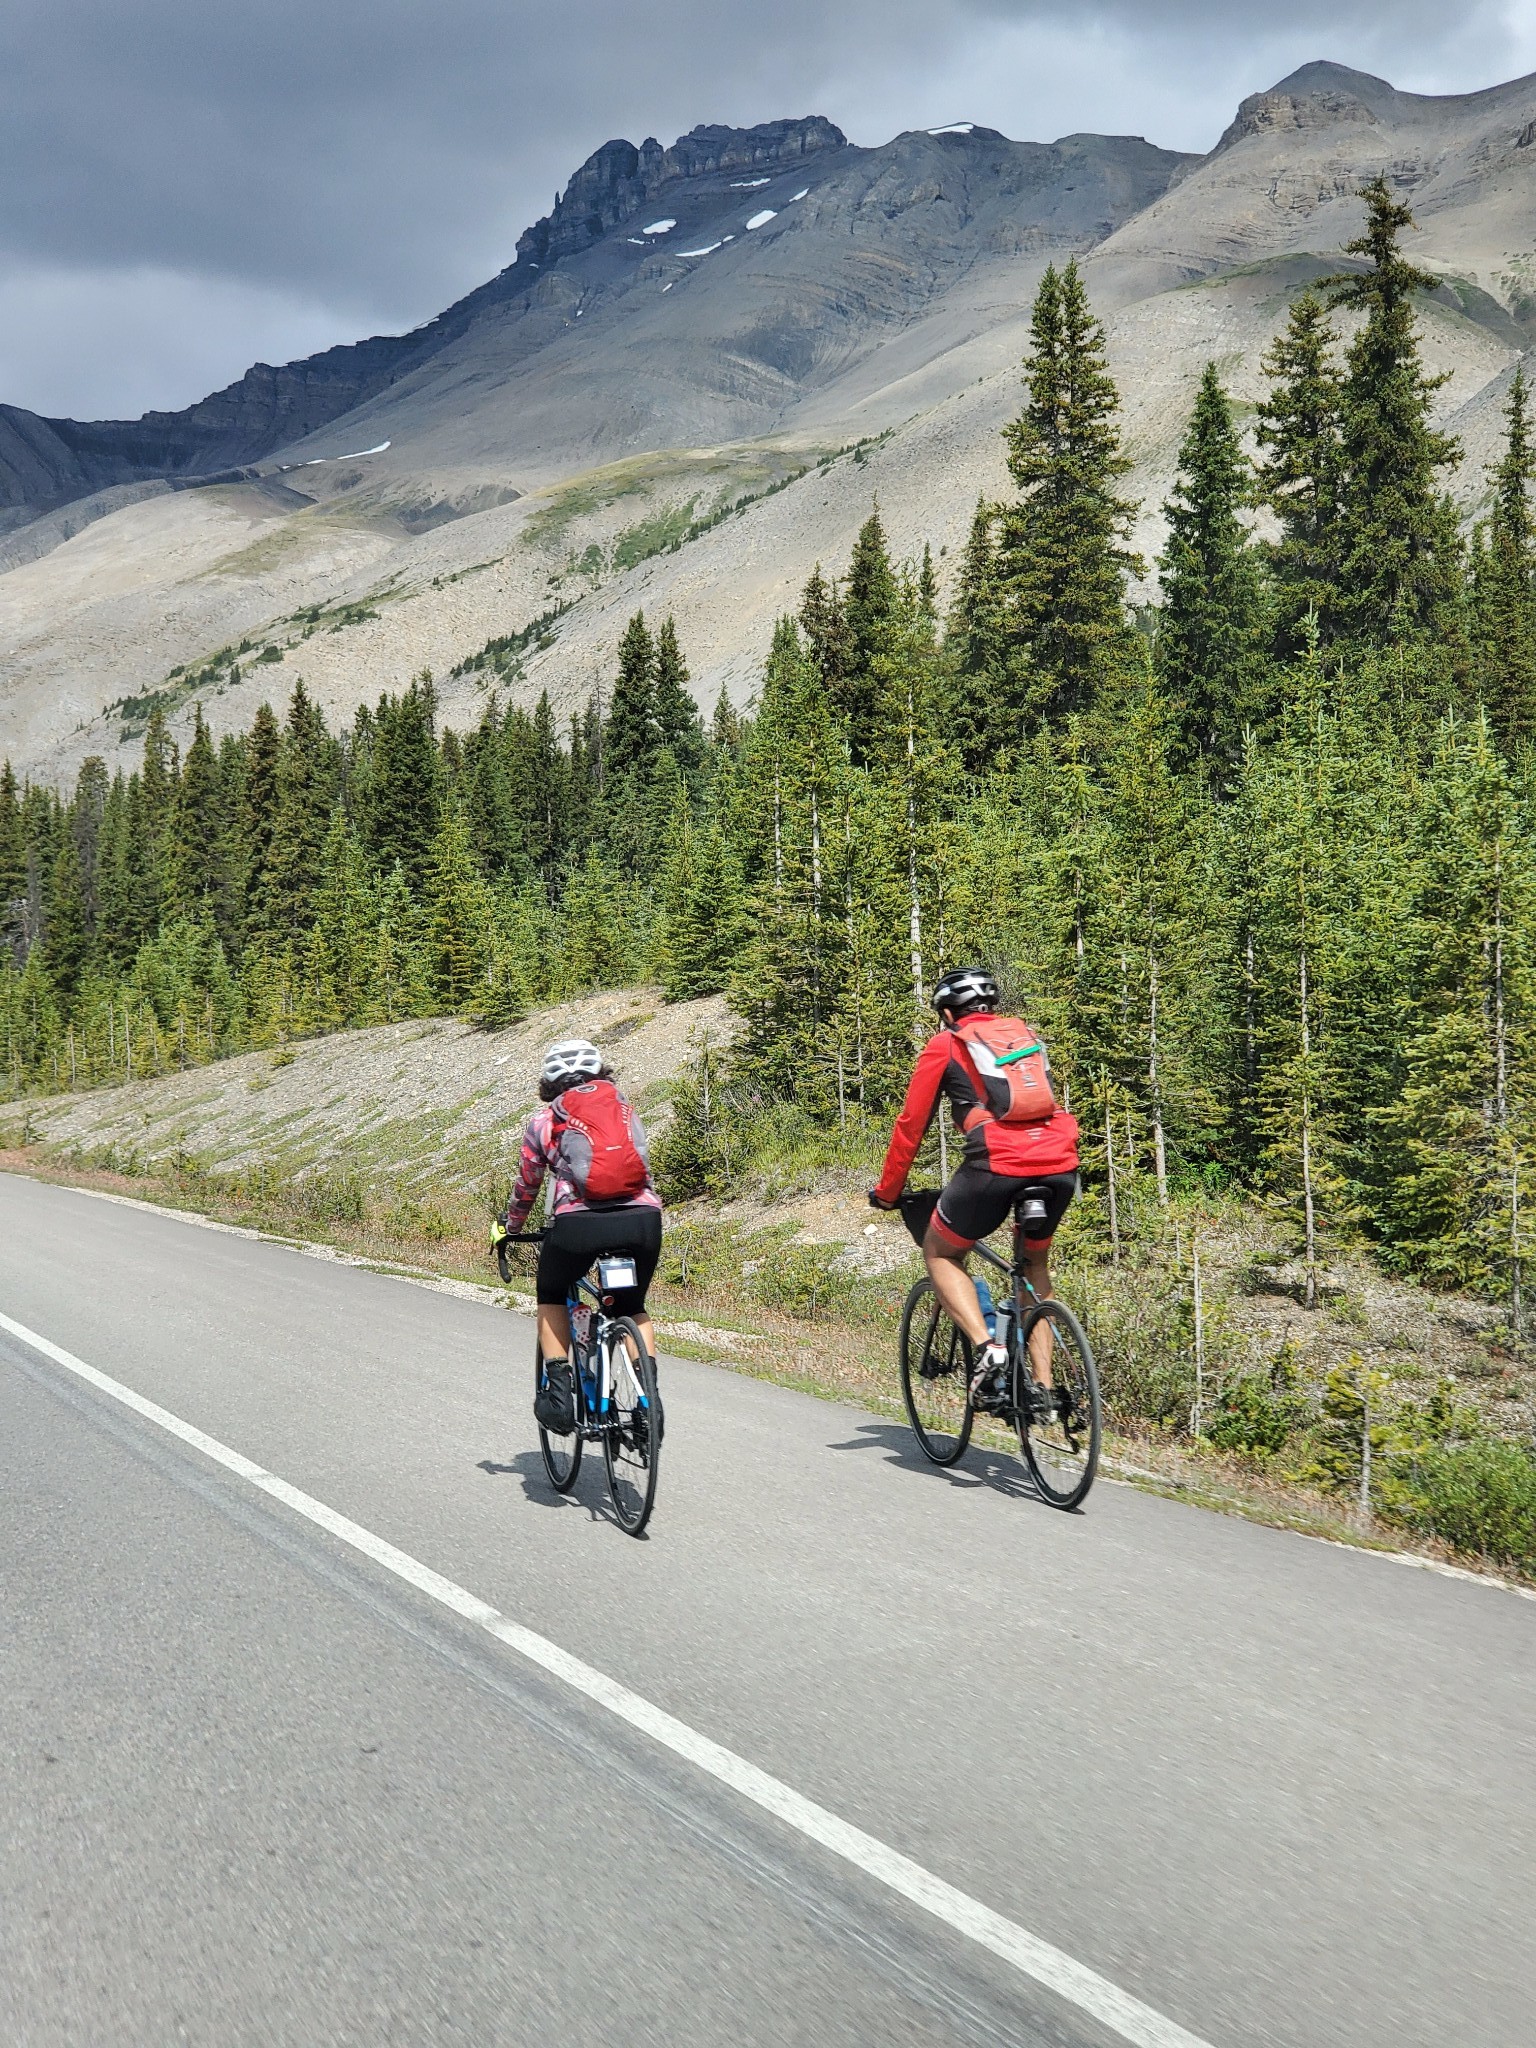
[
  {"xmin": 1156, "ymin": 363, "xmax": 1271, "ymax": 774},
  {"xmin": 1326, "ymin": 180, "xmax": 1464, "ymax": 653},
  {"xmin": 1471, "ymin": 366, "xmax": 1536, "ymax": 747},
  {"xmin": 710, "ymin": 688, "xmax": 742, "ymax": 758},
  {"xmin": 43, "ymin": 830, "xmax": 89, "ymax": 999},
  {"xmin": 265, "ymin": 682, "xmax": 336, "ymax": 946},
  {"xmin": 424, "ymin": 803, "xmax": 495, "ymax": 1012},
  {"xmin": 240, "ymin": 702, "xmax": 283, "ymax": 948},
  {"xmin": 838, "ymin": 507, "xmax": 900, "ymax": 761},
  {"xmin": 364, "ymin": 675, "xmax": 440, "ymax": 893},
  {"xmin": 0, "ymin": 762, "xmax": 23, "ymax": 951},
  {"xmin": 1255, "ymin": 287, "xmax": 1345, "ymax": 656},
  {"xmin": 605, "ymin": 613, "xmax": 659, "ymax": 783},
  {"xmin": 995, "ymin": 259, "xmax": 1142, "ymax": 721},
  {"xmin": 652, "ymin": 617, "xmax": 706, "ymax": 788},
  {"xmin": 945, "ymin": 499, "xmax": 1011, "ymax": 769}
]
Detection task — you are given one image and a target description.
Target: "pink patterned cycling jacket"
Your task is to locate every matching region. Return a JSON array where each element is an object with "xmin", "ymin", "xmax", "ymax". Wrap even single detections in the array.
[{"xmin": 503, "ymin": 1095, "xmax": 661, "ymax": 1233}]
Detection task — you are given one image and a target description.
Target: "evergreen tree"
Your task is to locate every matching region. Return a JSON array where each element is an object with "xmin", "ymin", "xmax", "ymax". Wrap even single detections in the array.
[
  {"xmin": 652, "ymin": 617, "xmax": 706, "ymax": 788},
  {"xmin": 605, "ymin": 613, "xmax": 659, "ymax": 782},
  {"xmin": 995, "ymin": 259, "xmax": 1142, "ymax": 721},
  {"xmin": 265, "ymin": 682, "xmax": 336, "ymax": 946},
  {"xmin": 43, "ymin": 830, "xmax": 89, "ymax": 998},
  {"xmin": 838, "ymin": 507, "xmax": 900, "ymax": 760},
  {"xmin": 798, "ymin": 565, "xmax": 853, "ymax": 718},
  {"xmin": 710, "ymin": 688, "xmax": 742, "ymax": 758},
  {"xmin": 0, "ymin": 762, "xmax": 23, "ymax": 950},
  {"xmin": 1471, "ymin": 366, "xmax": 1536, "ymax": 747},
  {"xmin": 1326, "ymin": 180, "xmax": 1464, "ymax": 653},
  {"xmin": 240, "ymin": 702, "xmax": 282, "ymax": 947},
  {"xmin": 424, "ymin": 803, "xmax": 495, "ymax": 1012},
  {"xmin": 1156, "ymin": 363, "xmax": 1271, "ymax": 774},
  {"xmin": 364, "ymin": 675, "xmax": 441, "ymax": 892},
  {"xmin": 945, "ymin": 499, "xmax": 1010, "ymax": 769},
  {"xmin": 1254, "ymin": 287, "xmax": 1345, "ymax": 655}
]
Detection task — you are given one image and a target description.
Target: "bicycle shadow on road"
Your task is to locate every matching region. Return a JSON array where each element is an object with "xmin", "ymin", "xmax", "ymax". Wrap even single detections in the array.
[
  {"xmin": 476, "ymin": 1449, "xmax": 639, "ymax": 1532},
  {"xmin": 825, "ymin": 1420, "xmax": 1057, "ymax": 1508}
]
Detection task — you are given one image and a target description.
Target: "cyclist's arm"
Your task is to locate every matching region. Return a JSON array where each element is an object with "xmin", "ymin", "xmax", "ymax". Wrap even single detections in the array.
[
  {"xmin": 872, "ymin": 1034, "xmax": 951, "ymax": 1204},
  {"xmin": 504, "ymin": 1114, "xmax": 550, "ymax": 1233}
]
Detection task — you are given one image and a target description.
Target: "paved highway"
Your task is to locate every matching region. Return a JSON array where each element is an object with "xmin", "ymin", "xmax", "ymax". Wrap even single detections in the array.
[{"xmin": 3, "ymin": 1173, "xmax": 1532, "ymax": 2046}]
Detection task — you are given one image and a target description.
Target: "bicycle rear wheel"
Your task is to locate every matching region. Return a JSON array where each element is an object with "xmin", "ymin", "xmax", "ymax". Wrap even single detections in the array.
[
  {"xmin": 1017, "ymin": 1298, "xmax": 1101, "ymax": 1510},
  {"xmin": 602, "ymin": 1317, "xmax": 660, "ymax": 1536},
  {"xmin": 899, "ymin": 1278, "xmax": 974, "ymax": 1467},
  {"xmin": 536, "ymin": 1346, "xmax": 582, "ymax": 1493}
]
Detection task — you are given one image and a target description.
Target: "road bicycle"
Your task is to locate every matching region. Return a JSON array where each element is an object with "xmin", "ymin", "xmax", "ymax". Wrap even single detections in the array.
[
  {"xmin": 495, "ymin": 1228, "xmax": 662, "ymax": 1537},
  {"xmin": 896, "ymin": 1187, "xmax": 1101, "ymax": 1510}
]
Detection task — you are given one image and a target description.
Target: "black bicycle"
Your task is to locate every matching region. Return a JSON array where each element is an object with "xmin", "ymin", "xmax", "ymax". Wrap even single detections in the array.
[
  {"xmin": 495, "ymin": 1228, "xmax": 662, "ymax": 1536},
  {"xmin": 897, "ymin": 1188, "xmax": 1101, "ymax": 1510}
]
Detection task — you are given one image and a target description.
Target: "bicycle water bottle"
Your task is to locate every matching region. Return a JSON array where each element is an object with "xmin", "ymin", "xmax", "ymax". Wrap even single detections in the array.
[
  {"xmin": 973, "ymin": 1275, "xmax": 998, "ymax": 1339},
  {"xmin": 994, "ymin": 1297, "xmax": 1015, "ymax": 1363}
]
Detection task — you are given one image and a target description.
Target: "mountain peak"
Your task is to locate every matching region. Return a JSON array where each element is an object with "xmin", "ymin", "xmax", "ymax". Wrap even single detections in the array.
[
  {"xmin": 1214, "ymin": 59, "xmax": 1402, "ymax": 151},
  {"xmin": 514, "ymin": 116, "xmax": 846, "ymax": 269}
]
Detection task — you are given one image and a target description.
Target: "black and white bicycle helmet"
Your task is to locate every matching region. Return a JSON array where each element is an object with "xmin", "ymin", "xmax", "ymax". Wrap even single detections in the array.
[
  {"xmin": 540, "ymin": 1038, "xmax": 603, "ymax": 1088},
  {"xmin": 931, "ymin": 966, "xmax": 998, "ymax": 1017}
]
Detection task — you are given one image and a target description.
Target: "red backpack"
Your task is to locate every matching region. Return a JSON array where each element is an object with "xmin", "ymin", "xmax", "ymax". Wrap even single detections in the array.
[
  {"xmin": 950, "ymin": 1014, "xmax": 1058, "ymax": 1125},
  {"xmin": 551, "ymin": 1080, "xmax": 650, "ymax": 1204}
]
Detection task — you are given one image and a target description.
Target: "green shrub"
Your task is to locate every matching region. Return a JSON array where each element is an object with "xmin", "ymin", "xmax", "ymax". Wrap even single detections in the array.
[
  {"xmin": 1206, "ymin": 1370, "xmax": 1305, "ymax": 1459},
  {"xmin": 1386, "ymin": 1439, "xmax": 1536, "ymax": 1571}
]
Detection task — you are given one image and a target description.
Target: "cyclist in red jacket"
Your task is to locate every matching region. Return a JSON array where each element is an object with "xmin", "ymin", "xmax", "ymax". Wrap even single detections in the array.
[{"xmin": 870, "ymin": 968, "xmax": 1079, "ymax": 1411}]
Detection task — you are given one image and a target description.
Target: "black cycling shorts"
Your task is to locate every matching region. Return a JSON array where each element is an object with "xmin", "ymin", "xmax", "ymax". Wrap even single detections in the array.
[
  {"xmin": 536, "ymin": 1206, "xmax": 662, "ymax": 1313},
  {"xmin": 933, "ymin": 1165, "xmax": 1078, "ymax": 1252}
]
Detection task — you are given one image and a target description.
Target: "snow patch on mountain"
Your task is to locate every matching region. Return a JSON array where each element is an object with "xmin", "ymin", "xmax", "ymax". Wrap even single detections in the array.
[{"xmin": 745, "ymin": 210, "xmax": 777, "ymax": 230}]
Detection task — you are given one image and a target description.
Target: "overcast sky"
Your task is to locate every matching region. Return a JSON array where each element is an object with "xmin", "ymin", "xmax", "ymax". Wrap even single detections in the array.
[{"xmin": 5, "ymin": 0, "xmax": 1536, "ymax": 420}]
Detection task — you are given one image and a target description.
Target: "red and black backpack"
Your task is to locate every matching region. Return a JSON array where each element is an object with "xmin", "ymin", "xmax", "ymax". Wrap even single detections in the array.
[
  {"xmin": 949, "ymin": 1014, "xmax": 1058, "ymax": 1125},
  {"xmin": 550, "ymin": 1080, "xmax": 650, "ymax": 1204}
]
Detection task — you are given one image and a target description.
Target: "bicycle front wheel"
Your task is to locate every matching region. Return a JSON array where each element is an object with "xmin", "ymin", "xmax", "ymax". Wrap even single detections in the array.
[
  {"xmin": 1017, "ymin": 1298, "xmax": 1101, "ymax": 1510},
  {"xmin": 602, "ymin": 1317, "xmax": 661, "ymax": 1536},
  {"xmin": 536, "ymin": 1347, "xmax": 582, "ymax": 1493},
  {"xmin": 899, "ymin": 1278, "xmax": 974, "ymax": 1467}
]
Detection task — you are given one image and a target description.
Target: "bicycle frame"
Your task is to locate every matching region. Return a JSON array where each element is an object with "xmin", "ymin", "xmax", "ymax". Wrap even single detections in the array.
[{"xmin": 567, "ymin": 1271, "xmax": 621, "ymax": 1437}]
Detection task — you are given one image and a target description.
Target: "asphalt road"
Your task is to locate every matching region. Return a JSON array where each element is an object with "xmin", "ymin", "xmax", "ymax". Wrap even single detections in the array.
[{"xmin": 3, "ymin": 1174, "xmax": 1532, "ymax": 2048}]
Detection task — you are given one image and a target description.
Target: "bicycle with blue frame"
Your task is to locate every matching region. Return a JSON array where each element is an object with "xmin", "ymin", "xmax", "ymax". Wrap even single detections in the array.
[
  {"xmin": 896, "ymin": 1186, "xmax": 1102, "ymax": 1510},
  {"xmin": 494, "ymin": 1226, "xmax": 662, "ymax": 1536}
]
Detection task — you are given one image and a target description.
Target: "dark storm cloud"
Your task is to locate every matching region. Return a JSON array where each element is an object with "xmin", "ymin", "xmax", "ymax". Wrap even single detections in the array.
[{"xmin": 1, "ymin": 0, "xmax": 1531, "ymax": 415}]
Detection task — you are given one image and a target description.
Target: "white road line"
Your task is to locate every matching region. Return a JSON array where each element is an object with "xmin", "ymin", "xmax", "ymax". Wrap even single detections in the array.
[{"xmin": 2, "ymin": 1307, "xmax": 1214, "ymax": 2048}]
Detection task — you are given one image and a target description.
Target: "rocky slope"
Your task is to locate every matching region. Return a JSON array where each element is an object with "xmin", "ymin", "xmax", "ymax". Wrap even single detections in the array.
[{"xmin": 4, "ymin": 61, "xmax": 1536, "ymax": 779}]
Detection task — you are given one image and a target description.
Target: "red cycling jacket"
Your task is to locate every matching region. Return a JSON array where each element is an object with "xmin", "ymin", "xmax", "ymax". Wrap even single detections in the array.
[{"xmin": 873, "ymin": 1021, "xmax": 1081, "ymax": 1205}]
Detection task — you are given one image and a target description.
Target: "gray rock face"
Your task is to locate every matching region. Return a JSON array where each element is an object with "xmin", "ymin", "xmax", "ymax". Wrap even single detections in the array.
[
  {"xmin": 515, "ymin": 117, "xmax": 847, "ymax": 267},
  {"xmin": 0, "ymin": 114, "xmax": 1187, "ymax": 531}
]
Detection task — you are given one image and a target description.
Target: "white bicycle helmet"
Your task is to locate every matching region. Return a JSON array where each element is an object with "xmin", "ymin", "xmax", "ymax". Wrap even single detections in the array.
[{"xmin": 540, "ymin": 1038, "xmax": 603, "ymax": 1088}]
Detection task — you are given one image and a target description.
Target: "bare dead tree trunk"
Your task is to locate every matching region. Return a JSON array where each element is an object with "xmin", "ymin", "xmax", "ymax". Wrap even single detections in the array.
[
  {"xmin": 1148, "ymin": 952, "xmax": 1169, "ymax": 1208},
  {"xmin": 1299, "ymin": 943, "xmax": 1318, "ymax": 1311},
  {"xmin": 1103, "ymin": 1069, "xmax": 1121, "ymax": 1266}
]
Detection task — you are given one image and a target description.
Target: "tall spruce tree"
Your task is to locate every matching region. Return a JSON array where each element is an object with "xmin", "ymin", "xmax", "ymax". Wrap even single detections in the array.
[
  {"xmin": 1326, "ymin": 180, "xmax": 1464, "ymax": 653},
  {"xmin": 1471, "ymin": 365, "xmax": 1536, "ymax": 747},
  {"xmin": 838, "ymin": 507, "xmax": 900, "ymax": 761},
  {"xmin": 265, "ymin": 682, "xmax": 336, "ymax": 946},
  {"xmin": 994, "ymin": 259, "xmax": 1141, "ymax": 721},
  {"xmin": 1254, "ymin": 287, "xmax": 1345, "ymax": 655},
  {"xmin": 945, "ymin": 499, "xmax": 1011, "ymax": 770},
  {"xmin": 605, "ymin": 613, "xmax": 659, "ymax": 782},
  {"xmin": 239, "ymin": 701, "xmax": 282, "ymax": 946},
  {"xmin": 1156, "ymin": 362, "xmax": 1270, "ymax": 774},
  {"xmin": 652, "ymin": 617, "xmax": 706, "ymax": 788},
  {"xmin": 365, "ymin": 676, "xmax": 441, "ymax": 893}
]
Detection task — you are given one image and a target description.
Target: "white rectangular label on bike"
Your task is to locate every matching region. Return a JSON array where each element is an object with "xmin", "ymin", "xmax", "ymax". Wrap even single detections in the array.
[{"xmin": 597, "ymin": 1257, "xmax": 638, "ymax": 1291}]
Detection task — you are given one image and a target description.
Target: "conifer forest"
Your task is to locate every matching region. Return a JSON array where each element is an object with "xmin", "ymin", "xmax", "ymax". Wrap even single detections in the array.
[{"xmin": 5, "ymin": 182, "xmax": 1536, "ymax": 1366}]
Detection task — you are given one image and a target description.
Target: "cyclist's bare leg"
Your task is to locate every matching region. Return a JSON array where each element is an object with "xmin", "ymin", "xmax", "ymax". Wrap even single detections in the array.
[
  {"xmin": 1021, "ymin": 1240, "xmax": 1055, "ymax": 1384},
  {"xmin": 538, "ymin": 1304, "xmax": 571, "ymax": 1359},
  {"xmin": 922, "ymin": 1225, "xmax": 990, "ymax": 1346}
]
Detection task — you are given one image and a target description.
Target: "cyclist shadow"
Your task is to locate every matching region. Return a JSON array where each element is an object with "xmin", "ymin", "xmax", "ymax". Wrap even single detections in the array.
[
  {"xmin": 476, "ymin": 1450, "xmax": 633, "ymax": 1530},
  {"xmin": 825, "ymin": 1421, "xmax": 1050, "ymax": 1506}
]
